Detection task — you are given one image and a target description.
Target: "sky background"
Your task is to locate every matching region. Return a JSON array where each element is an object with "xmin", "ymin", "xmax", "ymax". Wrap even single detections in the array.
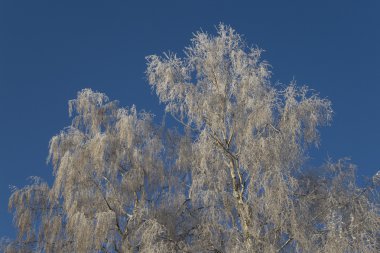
[{"xmin": 0, "ymin": 0, "xmax": 379, "ymax": 238}]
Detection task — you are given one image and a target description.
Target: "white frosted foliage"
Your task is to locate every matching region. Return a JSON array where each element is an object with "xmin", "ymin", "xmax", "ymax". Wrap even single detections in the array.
[{"xmin": 2, "ymin": 25, "xmax": 379, "ymax": 253}]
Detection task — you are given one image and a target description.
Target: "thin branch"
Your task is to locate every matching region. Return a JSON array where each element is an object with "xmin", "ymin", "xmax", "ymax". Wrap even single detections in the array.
[{"xmin": 277, "ymin": 238, "xmax": 293, "ymax": 252}]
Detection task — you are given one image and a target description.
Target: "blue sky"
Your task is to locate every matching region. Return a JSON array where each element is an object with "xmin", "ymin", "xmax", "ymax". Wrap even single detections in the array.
[{"xmin": 0, "ymin": 0, "xmax": 379, "ymax": 237}]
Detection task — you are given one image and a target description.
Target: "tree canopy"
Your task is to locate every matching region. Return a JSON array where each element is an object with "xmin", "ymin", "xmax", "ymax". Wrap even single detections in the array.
[{"xmin": 2, "ymin": 25, "xmax": 379, "ymax": 253}]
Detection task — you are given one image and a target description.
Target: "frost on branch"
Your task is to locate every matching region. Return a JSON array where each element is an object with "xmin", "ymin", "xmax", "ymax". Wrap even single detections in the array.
[
  {"xmin": 5, "ymin": 89, "xmax": 189, "ymax": 253},
  {"xmin": 146, "ymin": 24, "xmax": 378, "ymax": 252},
  {"xmin": 3, "ymin": 25, "xmax": 380, "ymax": 252}
]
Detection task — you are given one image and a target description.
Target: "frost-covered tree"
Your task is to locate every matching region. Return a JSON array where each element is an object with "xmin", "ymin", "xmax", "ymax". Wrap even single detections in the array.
[{"xmin": 2, "ymin": 25, "xmax": 379, "ymax": 253}]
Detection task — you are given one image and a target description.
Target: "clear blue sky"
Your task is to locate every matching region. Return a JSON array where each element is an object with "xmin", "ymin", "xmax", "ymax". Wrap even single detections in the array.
[{"xmin": 1, "ymin": 0, "xmax": 379, "ymax": 238}]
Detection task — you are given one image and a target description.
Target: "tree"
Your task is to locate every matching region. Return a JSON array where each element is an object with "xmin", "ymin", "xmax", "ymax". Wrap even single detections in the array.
[{"xmin": 2, "ymin": 24, "xmax": 379, "ymax": 253}]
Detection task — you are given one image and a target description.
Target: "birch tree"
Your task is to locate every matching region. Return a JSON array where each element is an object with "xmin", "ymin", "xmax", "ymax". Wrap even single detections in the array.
[{"xmin": 2, "ymin": 25, "xmax": 380, "ymax": 253}]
